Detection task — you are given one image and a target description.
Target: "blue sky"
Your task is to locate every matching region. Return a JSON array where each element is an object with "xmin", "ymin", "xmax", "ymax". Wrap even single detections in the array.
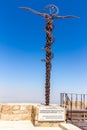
[{"xmin": 0, "ymin": 0, "xmax": 87, "ymax": 104}]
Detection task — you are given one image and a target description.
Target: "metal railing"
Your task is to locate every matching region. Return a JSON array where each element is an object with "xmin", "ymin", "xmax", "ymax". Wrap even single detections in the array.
[
  {"xmin": 60, "ymin": 93, "xmax": 87, "ymax": 110},
  {"xmin": 60, "ymin": 93, "xmax": 87, "ymax": 130}
]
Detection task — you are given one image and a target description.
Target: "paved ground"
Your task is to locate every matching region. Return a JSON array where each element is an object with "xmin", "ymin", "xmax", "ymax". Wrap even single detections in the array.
[
  {"xmin": 60, "ymin": 123, "xmax": 82, "ymax": 130},
  {"xmin": 0, "ymin": 121, "xmax": 62, "ymax": 130},
  {"xmin": 0, "ymin": 121, "xmax": 82, "ymax": 130}
]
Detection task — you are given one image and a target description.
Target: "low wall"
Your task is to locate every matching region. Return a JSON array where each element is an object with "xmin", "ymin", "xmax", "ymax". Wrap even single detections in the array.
[
  {"xmin": 0, "ymin": 104, "xmax": 33, "ymax": 120},
  {"xmin": 0, "ymin": 103, "xmax": 66, "ymax": 127}
]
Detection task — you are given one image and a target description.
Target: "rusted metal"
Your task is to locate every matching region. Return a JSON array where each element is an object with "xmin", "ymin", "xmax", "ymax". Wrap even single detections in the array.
[
  {"xmin": 60, "ymin": 93, "xmax": 87, "ymax": 129},
  {"xmin": 60, "ymin": 93, "xmax": 87, "ymax": 110},
  {"xmin": 20, "ymin": 5, "xmax": 78, "ymax": 105},
  {"xmin": 75, "ymin": 94, "xmax": 78, "ymax": 109},
  {"xmin": 61, "ymin": 92, "xmax": 87, "ymax": 123},
  {"xmin": 67, "ymin": 109, "xmax": 87, "ymax": 113}
]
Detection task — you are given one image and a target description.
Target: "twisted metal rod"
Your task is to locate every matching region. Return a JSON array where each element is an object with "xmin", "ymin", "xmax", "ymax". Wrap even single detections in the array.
[{"xmin": 20, "ymin": 4, "xmax": 79, "ymax": 105}]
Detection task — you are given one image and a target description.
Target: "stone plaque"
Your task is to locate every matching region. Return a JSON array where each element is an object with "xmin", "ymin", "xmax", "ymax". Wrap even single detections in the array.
[{"xmin": 38, "ymin": 106, "xmax": 65, "ymax": 121}]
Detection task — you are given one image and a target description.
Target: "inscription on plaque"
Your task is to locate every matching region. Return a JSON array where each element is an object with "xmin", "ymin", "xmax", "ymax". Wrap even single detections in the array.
[{"xmin": 38, "ymin": 106, "xmax": 65, "ymax": 121}]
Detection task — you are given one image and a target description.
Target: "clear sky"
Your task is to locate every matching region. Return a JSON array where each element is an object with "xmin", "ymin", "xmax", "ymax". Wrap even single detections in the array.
[{"xmin": 0, "ymin": 0, "xmax": 87, "ymax": 104}]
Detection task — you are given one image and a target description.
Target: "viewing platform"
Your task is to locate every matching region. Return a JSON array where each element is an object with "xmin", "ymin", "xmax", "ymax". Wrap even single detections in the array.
[{"xmin": 60, "ymin": 93, "xmax": 87, "ymax": 130}]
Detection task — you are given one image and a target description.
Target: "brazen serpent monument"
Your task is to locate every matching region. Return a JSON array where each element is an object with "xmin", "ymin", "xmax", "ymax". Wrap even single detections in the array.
[{"xmin": 20, "ymin": 4, "xmax": 78, "ymax": 106}]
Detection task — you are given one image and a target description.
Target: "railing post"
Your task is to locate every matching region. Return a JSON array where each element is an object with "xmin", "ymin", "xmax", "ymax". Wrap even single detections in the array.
[
  {"xmin": 75, "ymin": 94, "xmax": 78, "ymax": 109},
  {"xmin": 81, "ymin": 94, "xmax": 82, "ymax": 109}
]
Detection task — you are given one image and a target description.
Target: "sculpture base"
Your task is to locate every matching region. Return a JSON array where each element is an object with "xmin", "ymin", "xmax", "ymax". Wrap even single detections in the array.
[{"xmin": 32, "ymin": 105, "xmax": 66, "ymax": 127}]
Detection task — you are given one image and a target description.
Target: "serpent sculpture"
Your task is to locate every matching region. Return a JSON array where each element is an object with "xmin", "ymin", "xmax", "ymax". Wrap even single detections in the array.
[{"xmin": 20, "ymin": 4, "xmax": 78, "ymax": 105}]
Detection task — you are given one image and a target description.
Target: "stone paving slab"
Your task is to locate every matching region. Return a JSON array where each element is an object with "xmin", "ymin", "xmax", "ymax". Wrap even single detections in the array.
[
  {"xmin": 60, "ymin": 123, "xmax": 82, "ymax": 130},
  {"xmin": 0, "ymin": 121, "xmax": 82, "ymax": 130},
  {"xmin": 0, "ymin": 121, "xmax": 62, "ymax": 130}
]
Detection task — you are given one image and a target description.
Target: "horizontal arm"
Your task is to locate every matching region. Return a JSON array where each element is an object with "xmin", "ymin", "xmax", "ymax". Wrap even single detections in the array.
[
  {"xmin": 55, "ymin": 15, "xmax": 79, "ymax": 19},
  {"xmin": 19, "ymin": 7, "xmax": 48, "ymax": 17}
]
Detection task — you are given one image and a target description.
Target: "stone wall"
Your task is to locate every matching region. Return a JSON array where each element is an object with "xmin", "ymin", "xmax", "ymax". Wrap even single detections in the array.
[
  {"xmin": 0, "ymin": 104, "xmax": 66, "ymax": 127},
  {"xmin": 0, "ymin": 104, "xmax": 33, "ymax": 120}
]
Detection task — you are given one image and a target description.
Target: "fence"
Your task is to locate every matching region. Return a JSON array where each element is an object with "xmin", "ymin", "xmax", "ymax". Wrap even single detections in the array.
[
  {"xmin": 60, "ymin": 93, "xmax": 87, "ymax": 130},
  {"xmin": 60, "ymin": 93, "xmax": 87, "ymax": 110}
]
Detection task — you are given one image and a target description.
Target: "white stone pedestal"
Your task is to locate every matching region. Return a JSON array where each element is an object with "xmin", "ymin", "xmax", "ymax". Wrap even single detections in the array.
[{"xmin": 33, "ymin": 105, "xmax": 66, "ymax": 127}]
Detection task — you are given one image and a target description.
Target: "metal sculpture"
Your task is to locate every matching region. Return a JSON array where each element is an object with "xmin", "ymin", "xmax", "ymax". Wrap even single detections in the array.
[{"xmin": 20, "ymin": 4, "xmax": 78, "ymax": 105}]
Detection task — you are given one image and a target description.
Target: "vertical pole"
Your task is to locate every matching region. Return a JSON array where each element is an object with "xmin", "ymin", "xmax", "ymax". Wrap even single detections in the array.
[
  {"xmin": 71, "ymin": 94, "xmax": 73, "ymax": 110},
  {"xmin": 63, "ymin": 93, "xmax": 64, "ymax": 106},
  {"xmin": 45, "ymin": 17, "xmax": 53, "ymax": 105},
  {"xmin": 60, "ymin": 93, "xmax": 61, "ymax": 105},
  {"xmin": 75, "ymin": 94, "xmax": 78, "ymax": 109},
  {"xmin": 81, "ymin": 94, "xmax": 82, "ymax": 109},
  {"xmin": 60, "ymin": 93, "xmax": 63, "ymax": 106},
  {"xmin": 71, "ymin": 94, "xmax": 73, "ymax": 121},
  {"xmin": 83, "ymin": 94, "xmax": 85, "ymax": 109}
]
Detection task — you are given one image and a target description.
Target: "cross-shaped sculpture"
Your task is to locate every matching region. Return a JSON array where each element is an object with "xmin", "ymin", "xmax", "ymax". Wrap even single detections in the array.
[{"xmin": 20, "ymin": 4, "xmax": 79, "ymax": 105}]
